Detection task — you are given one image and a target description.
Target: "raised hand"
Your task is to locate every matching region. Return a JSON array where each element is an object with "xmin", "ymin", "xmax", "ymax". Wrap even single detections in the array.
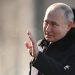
[{"xmin": 25, "ymin": 31, "xmax": 39, "ymax": 58}]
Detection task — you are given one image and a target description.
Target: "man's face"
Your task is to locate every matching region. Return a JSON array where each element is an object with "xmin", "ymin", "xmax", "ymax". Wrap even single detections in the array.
[{"xmin": 43, "ymin": 10, "xmax": 71, "ymax": 43}]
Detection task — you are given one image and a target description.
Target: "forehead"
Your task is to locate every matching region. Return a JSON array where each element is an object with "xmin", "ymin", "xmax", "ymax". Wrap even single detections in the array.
[
  {"xmin": 44, "ymin": 9, "xmax": 65, "ymax": 24},
  {"xmin": 44, "ymin": 10, "xmax": 64, "ymax": 21}
]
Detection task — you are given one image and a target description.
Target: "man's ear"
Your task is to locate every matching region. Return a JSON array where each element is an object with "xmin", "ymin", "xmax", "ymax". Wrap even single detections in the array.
[
  {"xmin": 67, "ymin": 21, "xmax": 73, "ymax": 30},
  {"xmin": 73, "ymin": 22, "xmax": 75, "ymax": 28}
]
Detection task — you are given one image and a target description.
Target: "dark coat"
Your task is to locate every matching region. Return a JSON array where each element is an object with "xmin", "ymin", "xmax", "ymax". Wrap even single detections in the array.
[{"xmin": 29, "ymin": 28, "xmax": 75, "ymax": 75}]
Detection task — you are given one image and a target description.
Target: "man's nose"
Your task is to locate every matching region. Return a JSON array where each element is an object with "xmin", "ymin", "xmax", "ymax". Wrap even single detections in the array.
[{"xmin": 46, "ymin": 24, "xmax": 52, "ymax": 32}]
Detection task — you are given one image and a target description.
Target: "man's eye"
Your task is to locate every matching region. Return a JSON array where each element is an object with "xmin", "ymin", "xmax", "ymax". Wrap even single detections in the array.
[
  {"xmin": 44, "ymin": 21, "xmax": 48, "ymax": 25},
  {"xmin": 51, "ymin": 22, "xmax": 58, "ymax": 26},
  {"xmin": 52, "ymin": 23, "xmax": 56, "ymax": 26}
]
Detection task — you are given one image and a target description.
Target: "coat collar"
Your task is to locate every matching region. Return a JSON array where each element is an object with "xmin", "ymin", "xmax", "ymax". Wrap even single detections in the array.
[
  {"xmin": 39, "ymin": 28, "xmax": 75, "ymax": 51},
  {"xmin": 51, "ymin": 28, "xmax": 75, "ymax": 50}
]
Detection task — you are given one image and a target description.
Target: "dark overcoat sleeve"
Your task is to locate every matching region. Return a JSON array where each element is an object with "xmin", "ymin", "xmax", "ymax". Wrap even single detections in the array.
[{"xmin": 32, "ymin": 46, "xmax": 75, "ymax": 75}]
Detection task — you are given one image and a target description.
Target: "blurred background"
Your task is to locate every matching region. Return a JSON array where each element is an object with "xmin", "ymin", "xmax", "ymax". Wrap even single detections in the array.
[{"xmin": 0, "ymin": 0, "xmax": 75, "ymax": 75}]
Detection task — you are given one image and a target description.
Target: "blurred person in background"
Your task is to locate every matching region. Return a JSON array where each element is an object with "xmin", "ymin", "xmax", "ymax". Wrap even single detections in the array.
[{"xmin": 25, "ymin": 3, "xmax": 75, "ymax": 75}]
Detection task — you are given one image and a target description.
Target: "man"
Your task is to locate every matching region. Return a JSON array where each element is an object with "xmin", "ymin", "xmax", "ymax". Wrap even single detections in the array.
[{"xmin": 25, "ymin": 3, "xmax": 75, "ymax": 75}]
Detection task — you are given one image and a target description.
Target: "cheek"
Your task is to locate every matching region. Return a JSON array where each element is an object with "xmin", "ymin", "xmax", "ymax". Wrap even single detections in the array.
[
  {"xmin": 53, "ymin": 28, "xmax": 62, "ymax": 36},
  {"xmin": 54, "ymin": 28, "xmax": 66, "ymax": 38}
]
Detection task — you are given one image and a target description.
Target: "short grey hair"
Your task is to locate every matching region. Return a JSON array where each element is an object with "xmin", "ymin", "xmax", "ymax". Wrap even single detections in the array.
[
  {"xmin": 58, "ymin": 3, "xmax": 74, "ymax": 23},
  {"xmin": 47, "ymin": 3, "xmax": 74, "ymax": 23}
]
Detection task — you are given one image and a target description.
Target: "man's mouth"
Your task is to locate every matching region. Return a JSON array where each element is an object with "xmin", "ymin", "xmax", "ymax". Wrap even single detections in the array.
[{"xmin": 45, "ymin": 34, "xmax": 53, "ymax": 38}]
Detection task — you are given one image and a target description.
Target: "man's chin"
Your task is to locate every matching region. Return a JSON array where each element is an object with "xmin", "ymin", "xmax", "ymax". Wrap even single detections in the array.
[{"xmin": 45, "ymin": 38, "xmax": 53, "ymax": 42}]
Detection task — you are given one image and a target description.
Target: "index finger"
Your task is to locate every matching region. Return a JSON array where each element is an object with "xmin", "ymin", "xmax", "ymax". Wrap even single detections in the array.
[{"xmin": 27, "ymin": 31, "xmax": 35, "ymax": 45}]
